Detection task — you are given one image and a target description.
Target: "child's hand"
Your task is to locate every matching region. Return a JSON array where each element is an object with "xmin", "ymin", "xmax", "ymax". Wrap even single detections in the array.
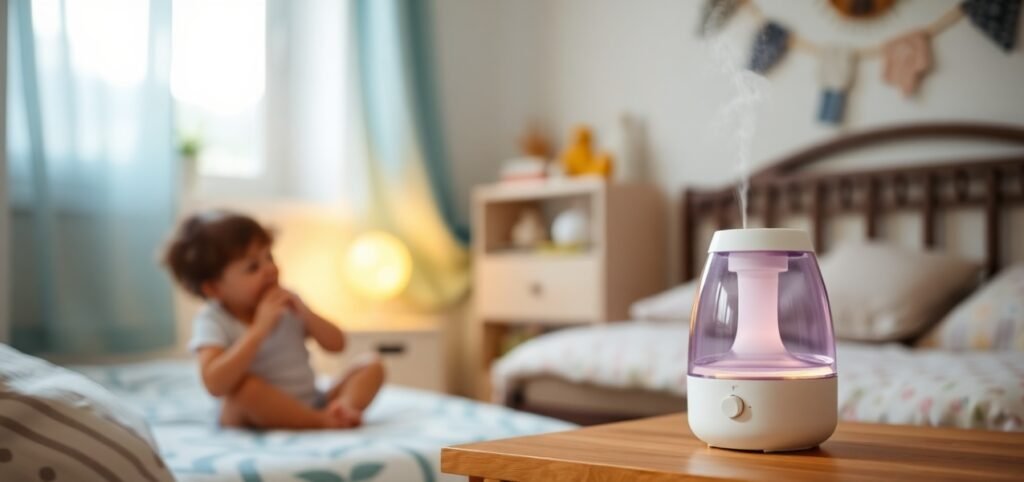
[
  {"xmin": 282, "ymin": 288, "xmax": 346, "ymax": 351},
  {"xmin": 253, "ymin": 287, "xmax": 291, "ymax": 335},
  {"xmin": 283, "ymin": 289, "xmax": 326, "ymax": 332},
  {"xmin": 283, "ymin": 289, "xmax": 312, "ymax": 318}
]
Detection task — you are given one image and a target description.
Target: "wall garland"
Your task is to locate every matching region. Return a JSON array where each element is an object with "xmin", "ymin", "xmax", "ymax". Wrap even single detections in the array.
[{"xmin": 700, "ymin": 0, "xmax": 1021, "ymax": 125}]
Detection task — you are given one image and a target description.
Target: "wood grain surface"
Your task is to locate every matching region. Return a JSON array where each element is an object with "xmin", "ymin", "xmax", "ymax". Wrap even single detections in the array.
[{"xmin": 442, "ymin": 413, "xmax": 1024, "ymax": 481}]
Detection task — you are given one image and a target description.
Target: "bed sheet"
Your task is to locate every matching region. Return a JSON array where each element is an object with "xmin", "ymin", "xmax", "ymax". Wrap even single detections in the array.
[
  {"xmin": 492, "ymin": 322, "xmax": 1024, "ymax": 431},
  {"xmin": 72, "ymin": 359, "xmax": 574, "ymax": 482}
]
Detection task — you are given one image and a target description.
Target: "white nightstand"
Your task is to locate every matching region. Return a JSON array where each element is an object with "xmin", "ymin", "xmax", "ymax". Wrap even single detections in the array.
[
  {"xmin": 472, "ymin": 178, "xmax": 666, "ymax": 399},
  {"xmin": 309, "ymin": 320, "xmax": 445, "ymax": 393}
]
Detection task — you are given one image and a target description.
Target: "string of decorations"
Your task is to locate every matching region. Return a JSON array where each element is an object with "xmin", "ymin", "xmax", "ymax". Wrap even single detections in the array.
[{"xmin": 700, "ymin": 0, "xmax": 1021, "ymax": 125}]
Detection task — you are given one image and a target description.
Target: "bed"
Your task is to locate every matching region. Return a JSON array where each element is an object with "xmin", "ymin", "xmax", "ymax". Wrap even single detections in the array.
[
  {"xmin": 1, "ymin": 321, "xmax": 572, "ymax": 482},
  {"xmin": 494, "ymin": 322, "xmax": 1024, "ymax": 431},
  {"xmin": 493, "ymin": 122, "xmax": 1024, "ymax": 428},
  {"xmin": 57, "ymin": 358, "xmax": 573, "ymax": 482}
]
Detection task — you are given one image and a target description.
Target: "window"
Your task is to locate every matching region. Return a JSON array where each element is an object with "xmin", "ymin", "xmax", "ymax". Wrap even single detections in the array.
[
  {"xmin": 16, "ymin": 0, "xmax": 343, "ymax": 201},
  {"xmin": 171, "ymin": 0, "xmax": 266, "ymax": 180}
]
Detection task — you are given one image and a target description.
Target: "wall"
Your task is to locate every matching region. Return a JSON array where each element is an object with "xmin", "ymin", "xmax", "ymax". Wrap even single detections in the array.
[
  {"xmin": 433, "ymin": 0, "xmax": 550, "ymax": 226},
  {"xmin": 435, "ymin": 0, "xmax": 1024, "ymax": 268},
  {"xmin": 536, "ymin": 0, "xmax": 1024, "ymax": 187}
]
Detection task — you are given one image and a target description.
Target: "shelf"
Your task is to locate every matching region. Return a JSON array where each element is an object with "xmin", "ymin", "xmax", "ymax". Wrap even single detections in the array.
[
  {"xmin": 474, "ymin": 178, "xmax": 607, "ymax": 202},
  {"xmin": 477, "ymin": 191, "xmax": 598, "ymax": 253}
]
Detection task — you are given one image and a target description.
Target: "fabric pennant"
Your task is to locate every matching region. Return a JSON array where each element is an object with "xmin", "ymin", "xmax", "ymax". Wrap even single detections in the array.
[
  {"xmin": 818, "ymin": 90, "xmax": 847, "ymax": 125},
  {"xmin": 817, "ymin": 46, "xmax": 857, "ymax": 125},
  {"xmin": 698, "ymin": 0, "xmax": 741, "ymax": 37},
  {"xmin": 749, "ymin": 21, "xmax": 790, "ymax": 73},
  {"xmin": 961, "ymin": 0, "xmax": 1021, "ymax": 51},
  {"xmin": 883, "ymin": 30, "xmax": 932, "ymax": 96}
]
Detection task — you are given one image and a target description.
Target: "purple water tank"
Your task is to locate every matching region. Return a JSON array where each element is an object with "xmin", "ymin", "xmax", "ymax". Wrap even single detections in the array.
[{"xmin": 687, "ymin": 228, "xmax": 837, "ymax": 451}]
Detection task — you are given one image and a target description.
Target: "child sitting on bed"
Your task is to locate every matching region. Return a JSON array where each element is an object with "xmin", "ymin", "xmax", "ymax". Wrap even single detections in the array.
[{"xmin": 162, "ymin": 210, "xmax": 384, "ymax": 429}]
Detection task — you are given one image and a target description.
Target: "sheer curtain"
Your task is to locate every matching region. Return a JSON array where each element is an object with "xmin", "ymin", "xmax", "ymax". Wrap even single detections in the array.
[
  {"xmin": 6, "ymin": 0, "xmax": 177, "ymax": 354},
  {"xmin": 348, "ymin": 0, "xmax": 469, "ymax": 309}
]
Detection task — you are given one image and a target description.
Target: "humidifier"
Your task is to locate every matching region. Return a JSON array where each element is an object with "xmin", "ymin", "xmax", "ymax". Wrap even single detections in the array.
[{"xmin": 687, "ymin": 228, "xmax": 837, "ymax": 452}]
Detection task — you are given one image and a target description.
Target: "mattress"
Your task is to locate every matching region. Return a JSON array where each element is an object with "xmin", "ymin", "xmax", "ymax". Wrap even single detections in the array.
[
  {"xmin": 493, "ymin": 321, "xmax": 1024, "ymax": 431},
  {"xmin": 71, "ymin": 359, "xmax": 574, "ymax": 482},
  {"xmin": 521, "ymin": 376, "xmax": 685, "ymax": 417}
]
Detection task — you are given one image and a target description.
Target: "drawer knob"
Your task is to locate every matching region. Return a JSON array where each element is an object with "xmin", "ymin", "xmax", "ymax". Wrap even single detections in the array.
[{"xmin": 529, "ymin": 282, "xmax": 543, "ymax": 297}]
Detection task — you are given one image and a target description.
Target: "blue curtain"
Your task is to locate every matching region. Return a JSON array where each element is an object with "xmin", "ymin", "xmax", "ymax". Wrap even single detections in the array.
[
  {"xmin": 352, "ymin": 0, "xmax": 466, "ymax": 243},
  {"xmin": 348, "ymin": 0, "xmax": 469, "ymax": 309},
  {"xmin": 6, "ymin": 0, "xmax": 177, "ymax": 355}
]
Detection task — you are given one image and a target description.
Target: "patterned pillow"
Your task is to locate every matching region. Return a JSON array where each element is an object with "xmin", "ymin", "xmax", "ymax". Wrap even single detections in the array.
[
  {"xmin": 918, "ymin": 264, "xmax": 1024, "ymax": 350},
  {"xmin": 0, "ymin": 344, "xmax": 174, "ymax": 481}
]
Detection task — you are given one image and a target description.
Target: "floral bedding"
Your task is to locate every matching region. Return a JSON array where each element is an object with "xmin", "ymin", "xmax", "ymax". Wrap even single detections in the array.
[
  {"xmin": 72, "ymin": 359, "xmax": 574, "ymax": 482},
  {"xmin": 492, "ymin": 321, "xmax": 1024, "ymax": 431}
]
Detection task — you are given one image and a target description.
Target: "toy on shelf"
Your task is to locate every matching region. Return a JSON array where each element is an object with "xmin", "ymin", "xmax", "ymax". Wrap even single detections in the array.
[
  {"xmin": 551, "ymin": 206, "xmax": 591, "ymax": 249},
  {"xmin": 560, "ymin": 126, "xmax": 614, "ymax": 179},
  {"xmin": 499, "ymin": 122, "xmax": 555, "ymax": 182},
  {"xmin": 510, "ymin": 208, "xmax": 548, "ymax": 249},
  {"xmin": 520, "ymin": 122, "xmax": 552, "ymax": 159}
]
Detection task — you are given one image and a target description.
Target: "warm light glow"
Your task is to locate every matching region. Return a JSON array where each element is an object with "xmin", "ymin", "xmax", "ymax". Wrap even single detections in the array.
[
  {"xmin": 343, "ymin": 231, "xmax": 413, "ymax": 302},
  {"xmin": 692, "ymin": 365, "xmax": 837, "ymax": 380}
]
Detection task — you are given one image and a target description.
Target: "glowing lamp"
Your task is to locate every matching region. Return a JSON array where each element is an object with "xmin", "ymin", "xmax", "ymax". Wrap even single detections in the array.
[{"xmin": 343, "ymin": 231, "xmax": 412, "ymax": 301}]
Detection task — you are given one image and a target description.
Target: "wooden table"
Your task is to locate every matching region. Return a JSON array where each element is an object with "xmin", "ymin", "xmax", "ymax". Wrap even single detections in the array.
[{"xmin": 441, "ymin": 413, "xmax": 1024, "ymax": 481}]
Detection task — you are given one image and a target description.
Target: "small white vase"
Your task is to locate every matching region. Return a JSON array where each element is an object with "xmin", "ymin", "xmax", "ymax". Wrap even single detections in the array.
[{"xmin": 611, "ymin": 113, "xmax": 646, "ymax": 183}]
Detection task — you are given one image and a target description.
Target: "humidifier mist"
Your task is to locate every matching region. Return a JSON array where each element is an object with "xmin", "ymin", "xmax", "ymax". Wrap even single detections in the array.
[{"xmin": 687, "ymin": 229, "xmax": 838, "ymax": 452}]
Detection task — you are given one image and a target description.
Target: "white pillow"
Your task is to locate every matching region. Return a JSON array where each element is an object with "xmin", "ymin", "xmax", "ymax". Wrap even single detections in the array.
[
  {"xmin": 629, "ymin": 281, "xmax": 698, "ymax": 322},
  {"xmin": 0, "ymin": 344, "xmax": 174, "ymax": 481},
  {"xmin": 818, "ymin": 241, "xmax": 981, "ymax": 342}
]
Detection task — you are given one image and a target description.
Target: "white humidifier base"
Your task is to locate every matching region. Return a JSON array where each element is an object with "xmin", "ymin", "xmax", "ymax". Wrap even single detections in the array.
[{"xmin": 687, "ymin": 376, "xmax": 837, "ymax": 452}]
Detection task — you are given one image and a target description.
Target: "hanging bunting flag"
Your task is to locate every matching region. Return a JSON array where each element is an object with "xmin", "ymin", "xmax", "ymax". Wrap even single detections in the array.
[
  {"xmin": 698, "ymin": 0, "xmax": 741, "ymax": 37},
  {"xmin": 883, "ymin": 30, "xmax": 932, "ymax": 96},
  {"xmin": 817, "ymin": 46, "xmax": 857, "ymax": 125},
  {"xmin": 749, "ymin": 21, "xmax": 790, "ymax": 73},
  {"xmin": 705, "ymin": 0, "xmax": 1018, "ymax": 127},
  {"xmin": 961, "ymin": 0, "xmax": 1021, "ymax": 51}
]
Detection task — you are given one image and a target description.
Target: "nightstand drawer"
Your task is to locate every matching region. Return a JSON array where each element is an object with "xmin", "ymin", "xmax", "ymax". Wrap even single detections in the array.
[
  {"xmin": 476, "ymin": 256, "xmax": 601, "ymax": 322},
  {"xmin": 311, "ymin": 329, "xmax": 444, "ymax": 392}
]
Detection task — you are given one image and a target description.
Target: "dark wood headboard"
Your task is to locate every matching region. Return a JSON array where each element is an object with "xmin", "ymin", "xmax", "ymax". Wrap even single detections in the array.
[{"xmin": 680, "ymin": 123, "xmax": 1024, "ymax": 281}]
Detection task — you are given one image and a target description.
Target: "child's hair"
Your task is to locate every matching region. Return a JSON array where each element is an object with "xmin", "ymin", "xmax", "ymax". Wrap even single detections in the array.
[{"xmin": 162, "ymin": 210, "xmax": 274, "ymax": 298}]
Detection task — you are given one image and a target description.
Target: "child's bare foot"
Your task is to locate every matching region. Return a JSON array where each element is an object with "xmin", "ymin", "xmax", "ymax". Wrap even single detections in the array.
[{"xmin": 322, "ymin": 399, "xmax": 363, "ymax": 429}]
